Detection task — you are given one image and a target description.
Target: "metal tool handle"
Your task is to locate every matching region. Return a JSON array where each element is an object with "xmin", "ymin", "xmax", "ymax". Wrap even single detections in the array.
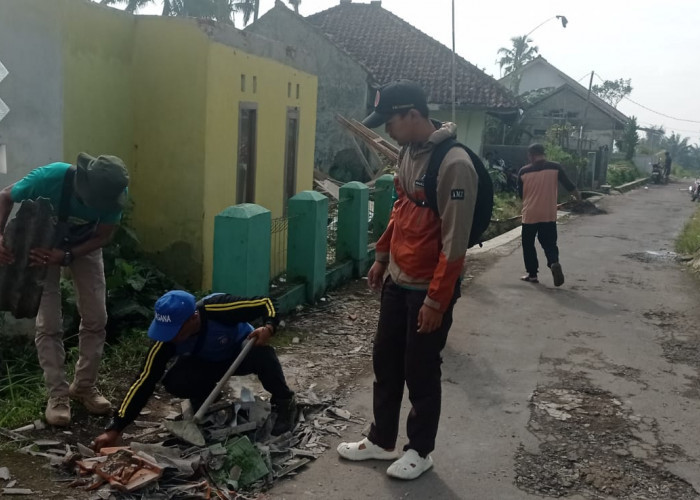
[{"xmin": 193, "ymin": 339, "xmax": 255, "ymax": 423}]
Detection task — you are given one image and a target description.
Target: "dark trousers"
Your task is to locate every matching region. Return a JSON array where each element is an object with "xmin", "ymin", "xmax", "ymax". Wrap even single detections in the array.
[
  {"xmin": 162, "ymin": 345, "xmax": 294, "ymax": 409},
  {"xmin": 368, "ymin": 277, "xmax": 460, "ymax": 457},
  {"xmin": 521, "ymin": 222, "xmax": 559, "ymax": 276}
]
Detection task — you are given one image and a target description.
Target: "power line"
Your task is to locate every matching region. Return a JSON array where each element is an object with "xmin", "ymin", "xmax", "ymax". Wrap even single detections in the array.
[
  {"xmin": 639, "ymin": 123, "xmax": 700, "ymax": 135},
  {"xmin": 622, "ymin": 96, "xmax": 700, "ymax": 124},
  {"xmin": 593, "ymin": 71, "xmax": 700, "ymax": 124}
]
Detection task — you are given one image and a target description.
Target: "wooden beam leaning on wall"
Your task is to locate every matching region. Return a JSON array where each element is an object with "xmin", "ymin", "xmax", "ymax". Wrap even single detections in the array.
[{"xmin": 335, "ymin": 114, "xmax": 399, "ymax": 167}]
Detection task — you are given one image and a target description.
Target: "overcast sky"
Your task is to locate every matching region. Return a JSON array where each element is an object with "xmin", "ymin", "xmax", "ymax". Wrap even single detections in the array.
[{"xmin": 132, "ymin": 0, "xmax": 700, "ymax": 144}]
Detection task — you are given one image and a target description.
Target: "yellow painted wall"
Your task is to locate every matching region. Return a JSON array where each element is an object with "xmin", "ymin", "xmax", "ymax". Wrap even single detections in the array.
[
  {"xmin": 24, "ymin": 0, "xmax": 318, "ymax": 289},
  {"xmin": 60, "ymin": 0, "xmax": 135, "ymax": 169},
  {"xmin": 130, "ymin": 17, "xmax": 209, "ymax": 287},
  {"xmin": 201, "ymin": 43, "xmax": 317, "ymax": 289}
]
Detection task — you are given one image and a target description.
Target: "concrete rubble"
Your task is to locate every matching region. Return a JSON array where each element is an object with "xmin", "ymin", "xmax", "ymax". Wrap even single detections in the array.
[{"xmin": 2, "ymin": 389, "xmax": 364, "ymax": 499}]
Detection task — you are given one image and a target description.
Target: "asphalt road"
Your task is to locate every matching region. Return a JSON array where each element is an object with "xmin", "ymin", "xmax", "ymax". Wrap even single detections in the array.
[{"xmin": 270, "ymin": 182, "xmax": 700, "ymax": 500}]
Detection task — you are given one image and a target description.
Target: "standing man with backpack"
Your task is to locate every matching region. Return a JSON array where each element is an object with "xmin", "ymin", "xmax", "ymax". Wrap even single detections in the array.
[
  {"xmin": 517, "ymin": 143, "xmax": 581, "ymax": 286},
  {"xmin": 337, "ymin": 80, "xmax": 487, "ymax": 480},
  {"xmin": 0, "ymin": 153, "xmax": 129, "ymax": 426}
]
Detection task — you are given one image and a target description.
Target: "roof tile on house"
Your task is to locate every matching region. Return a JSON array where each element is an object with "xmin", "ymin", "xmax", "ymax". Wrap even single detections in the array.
[
  {"xmin": 306, "ymin": 2, "xmax": 517, "ymax": 111},
  {"xmin": 508, "ymin": 56, "xmax": 628, "ymax": 124}
]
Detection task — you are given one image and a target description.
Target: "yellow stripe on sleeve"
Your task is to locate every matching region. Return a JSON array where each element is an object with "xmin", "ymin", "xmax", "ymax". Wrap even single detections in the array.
[
  {"xmin": 204, "ymin": 298, "xmax": 275, "ymax": 318},
  {"xmin": 117, "ymin": 341, "xmax": 164, "ymax": 418}
]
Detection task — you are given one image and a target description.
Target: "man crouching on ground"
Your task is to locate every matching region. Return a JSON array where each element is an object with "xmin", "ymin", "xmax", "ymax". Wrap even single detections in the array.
[
  {"xmin": 92, "ymin": 290, "xmax": 296, "ymax": 451},
  {"xmin": 336, "ymin": 80, "xmax": 478, "ymax": 480}
]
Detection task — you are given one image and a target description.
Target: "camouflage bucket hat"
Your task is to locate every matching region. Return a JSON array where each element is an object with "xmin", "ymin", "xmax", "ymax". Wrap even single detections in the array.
[{"xmin": 75, "ymin": 152, "xmax": 129, "ymax": 212}]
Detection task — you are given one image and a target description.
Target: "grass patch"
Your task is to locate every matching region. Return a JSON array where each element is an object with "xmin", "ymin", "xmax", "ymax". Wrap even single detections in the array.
[
  {"xmin": 676, "ymin": 206, "xmax": 700, "ymax": 255},
  {"xmin": 0, "ymin": 328, "xmax": 150, "ymax": 430},
  {"xmin": 0, "ymin": 334, "xmax": 46, "ymax": 428},
  {"xmin": 483, "ymin": 193, "xmax": 522, "ymax": 241},
  {"xmin": 606, "ymin": 160, "xmax": 642, "ymax": 187}
]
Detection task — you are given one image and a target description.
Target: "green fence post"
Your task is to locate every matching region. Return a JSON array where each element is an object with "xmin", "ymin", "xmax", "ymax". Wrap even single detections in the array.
[
  {"xmin": 287, "ymin": 191, "xmax": 328, "ymax": 303},
  {"xmin": 212, "ymin": 204, "xmax": 270, "ymax": 296},
  {"xmin": 373, "ymin": 174, "xmax": 394, "ymax": 241},
  {"xmin": 337, "ymin": 181, "xmax": 369, "ymax": 276}
]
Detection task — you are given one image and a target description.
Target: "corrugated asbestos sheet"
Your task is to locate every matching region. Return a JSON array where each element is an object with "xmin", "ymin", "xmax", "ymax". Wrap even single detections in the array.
[{"xmin": 0, "ymin": 198, "xmax": 55, "ymax": 319}]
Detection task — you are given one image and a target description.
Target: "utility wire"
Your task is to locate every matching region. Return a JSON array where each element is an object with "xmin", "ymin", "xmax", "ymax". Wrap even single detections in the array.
[
  {"xmin": 593, "ymin": 71, "xmax": 700, "ymax": 124},
  {"xmin": 622, "ymin": 96, "xmax": 700, "ymax": 124},
  {"xmin": 639, "ymin": 123, "xmax": 700, "ymax": 135}
]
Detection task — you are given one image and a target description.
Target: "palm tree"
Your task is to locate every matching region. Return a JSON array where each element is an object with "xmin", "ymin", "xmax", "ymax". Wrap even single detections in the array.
[
  {"xmin": 497, "ymin": 35, "xmax": 538, "ymax": 94},
  {"xmin": 662, "ymin": 133, "xmax": 692, "ymax": 166},
  {"xmin": 287, "ymin": 0, "xmax": 300, "ymax": 14},
  {"xmin": 100, "ymin": 0, "xmax": 154, "ymax": 13},
  {"xmin": 234, "ymin": 0, "xmax": 259, "ymax": 26},
  {"xmin": 100, "ymin": 0, "xmax": 240, "ymax": 25}
]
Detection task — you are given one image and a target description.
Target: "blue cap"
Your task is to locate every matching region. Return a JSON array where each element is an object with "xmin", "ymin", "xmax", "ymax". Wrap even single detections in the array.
[{"xmin": 147, "ymin": 290, "xmax": 196, "ymax": 342}]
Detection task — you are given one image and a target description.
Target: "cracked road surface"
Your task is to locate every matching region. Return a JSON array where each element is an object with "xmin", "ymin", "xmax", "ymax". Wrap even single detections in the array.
[{"xmin": 270, "ymin": 183, "xmax": 700, "ymax": 500}]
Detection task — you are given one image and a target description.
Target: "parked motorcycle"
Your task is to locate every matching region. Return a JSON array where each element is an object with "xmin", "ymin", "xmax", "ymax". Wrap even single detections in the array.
[
  {"xmin": 689, "ymin": 179, "xmax": 700, "ymax": 201},
  {"xmin": 651, "ymin": 162, "xmax": 665, "ymax": 184}
]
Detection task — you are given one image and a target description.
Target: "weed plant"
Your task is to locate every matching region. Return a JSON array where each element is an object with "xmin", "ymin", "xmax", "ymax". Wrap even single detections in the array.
[
  {"xmin": 482, "ymin": 192, "xmax": 522, "ymax": 241},
  {"xmin": 0, "ymin": 328, "xmax": 150, "ymax": 430},
  {"xmin": 676, "ymin": 207, "xmax": 700, "ymax": 255},
  {"xmin": 606, "ymin": 161, "xmax": 642, "ymax": 186}
]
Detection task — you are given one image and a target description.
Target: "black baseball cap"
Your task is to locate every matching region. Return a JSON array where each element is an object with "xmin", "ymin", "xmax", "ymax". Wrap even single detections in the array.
[{"xmin": 362, "ymin": 80, "xmax": 429, "ymax": 128}]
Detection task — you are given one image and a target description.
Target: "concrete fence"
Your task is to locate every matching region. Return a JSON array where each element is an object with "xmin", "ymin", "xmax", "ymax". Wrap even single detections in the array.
[{"xmin": 211, "ymin": 175, "xmax": 395, "ymax": 313}]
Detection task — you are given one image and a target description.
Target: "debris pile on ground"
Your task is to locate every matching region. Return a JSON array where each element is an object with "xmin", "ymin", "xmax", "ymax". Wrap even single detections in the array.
[
  {"xmin": 2, "ymin": 389, "xmax": 364, "ymax": 499},
  {"xmin": 274, "ymin": 283, "xmax": 379, "ymax": 401},
  {"xmin": 562, "ymin": 199, "xmax": 607, "ymax": 215},
  {"xmin": 0, "ymin": 280, "xmax": 380, "ymax": 497},
  {"xmin": 515, "ymin": 374, "xmax": 697, "ymax": 499}
]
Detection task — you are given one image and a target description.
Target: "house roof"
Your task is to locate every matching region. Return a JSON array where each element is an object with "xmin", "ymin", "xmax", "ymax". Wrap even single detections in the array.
[
  {"xmin": 506, "ymin": 56, "xmax": 628, "ymax": 125},
  {"xmin": 525, "ymin": 84, "xmax": 628, "ymax": 128},
  {"xmin": 306, "ymin": 1, "xmax": 517, "ymax": 111}
]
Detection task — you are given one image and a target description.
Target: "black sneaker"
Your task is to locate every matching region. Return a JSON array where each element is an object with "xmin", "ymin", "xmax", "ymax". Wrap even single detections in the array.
[
  {"xmin": 271, "ymin": 397, "xmax": 297, "ymax": 436},
  {"xmin": 550, "ymin": 262, "xmax": 565, "ymax": 287}
]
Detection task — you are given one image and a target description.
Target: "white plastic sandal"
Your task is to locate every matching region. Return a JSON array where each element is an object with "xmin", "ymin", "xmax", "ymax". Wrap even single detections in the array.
[
  {"xmin": 337, "ymin": 437, "xmax": 399, "ymax": 461},
  {"xmin": 386, "ymin": 449, "xmax": 434, "ymax": 480}
]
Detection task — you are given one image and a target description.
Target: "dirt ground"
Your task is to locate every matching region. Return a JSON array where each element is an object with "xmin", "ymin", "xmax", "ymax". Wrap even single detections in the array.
[
  {"xmin": 0, "ymin": 255, "xmax": 500, "ymax": 498},
  {"xmin": 0, "ymin": 278, "xmax": 387, "ymax": 498},
  {"xmin": 4, "ymin": 184, "xmax": 700, "ymax": 500}
]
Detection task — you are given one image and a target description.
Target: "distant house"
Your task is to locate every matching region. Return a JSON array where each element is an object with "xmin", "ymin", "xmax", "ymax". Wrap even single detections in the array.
[
  {"xmin": 249, "ymin": 0, "xmax": 518, "ymax": 176},
  {"xmin": 0, "ymin": 0, "xmax": 318, "ymax": 288},
  {"xmin": 500, "ymin": 56, "xmax": 628, "ymax": 151}
]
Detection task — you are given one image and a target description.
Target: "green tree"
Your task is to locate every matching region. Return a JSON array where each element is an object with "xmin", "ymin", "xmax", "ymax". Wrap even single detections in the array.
[
  {"xmin": 661, "ymin": 132, "xmax": 694, "ymax": 168},
  {"xmin": 497, "ymin": 35, "xmax": 538, "ymax": 94},
  {"xmin": 619, "ymin": 117, "xmax": 639, "ymax": 161},
  {"xmin": 99, "ymin": 0, "xmax": 153, "ymax": 13},
  {"xmin": 236, "ymin": 0, "xmax": 259, "ymax": 25},
  {"xmin": 591, "ymin": 78, "xmax": 632, "ymax": 108},
  {"xmin": 99, "ymin": 0, "xmax": 247, "ymax": 25}
]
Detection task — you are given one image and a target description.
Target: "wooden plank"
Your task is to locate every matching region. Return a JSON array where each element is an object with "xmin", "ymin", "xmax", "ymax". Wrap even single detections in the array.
[{"xmin": 335, "ymin": 114, "xmax": 399, "ymax": 164}]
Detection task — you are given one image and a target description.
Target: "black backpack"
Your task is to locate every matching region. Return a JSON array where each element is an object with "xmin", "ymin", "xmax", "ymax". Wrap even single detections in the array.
[{"xmin": 418, "ymin": 138, "xmax": 494, "ymax": 248}]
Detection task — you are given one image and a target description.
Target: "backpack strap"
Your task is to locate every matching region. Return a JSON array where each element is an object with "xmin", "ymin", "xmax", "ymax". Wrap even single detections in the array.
[
  {"xmin": 422, "ymin": 138, "xmax": 458, "ymax": 215},
  {"xmin": 59, "ymin": 166, "xmax": 77, "ymax": 222}
]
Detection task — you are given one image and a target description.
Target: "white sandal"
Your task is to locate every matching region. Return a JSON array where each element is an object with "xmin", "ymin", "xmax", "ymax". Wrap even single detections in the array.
[
  {"xmin": 337, "ymin": 437, "xmax": 399, "ymax": 461},
  {"xmin": 386, "ymin": 449, "xmax": 433, "ymax": 480}
]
